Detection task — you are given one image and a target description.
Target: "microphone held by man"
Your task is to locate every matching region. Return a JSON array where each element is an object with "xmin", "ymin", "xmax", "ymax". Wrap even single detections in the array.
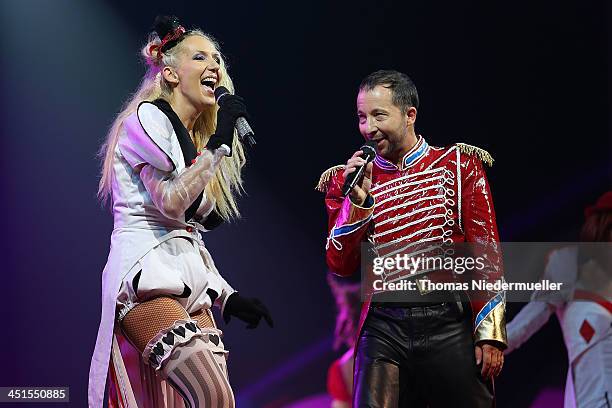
[{"xmin": 341, "ymin": 140, "xmax": 377, "ymax": 200}]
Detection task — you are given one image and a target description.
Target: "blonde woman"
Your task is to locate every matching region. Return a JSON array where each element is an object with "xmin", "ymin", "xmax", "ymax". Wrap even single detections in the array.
[{"xmin": 89, "ymin": 16, "xmax": 272, "ymax": 408}]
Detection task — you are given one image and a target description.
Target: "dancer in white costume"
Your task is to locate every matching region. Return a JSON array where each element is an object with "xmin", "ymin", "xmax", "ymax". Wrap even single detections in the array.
[
  {"xmin": 89, "ymin": 16, "xmax": 273, "ymax": 408},
  {"xmin": 506, "ymin": 191, "xmax": 612, "ymax": 408}
]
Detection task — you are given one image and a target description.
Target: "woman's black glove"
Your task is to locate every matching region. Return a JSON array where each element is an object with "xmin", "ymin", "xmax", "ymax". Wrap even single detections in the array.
[
  {"xmin": 223, "ymin": 293, "xmax": 273, "ymax": 329},
  {"xmin": 206, "ymin": 95, "xmax": 249, "ymax": 156}
]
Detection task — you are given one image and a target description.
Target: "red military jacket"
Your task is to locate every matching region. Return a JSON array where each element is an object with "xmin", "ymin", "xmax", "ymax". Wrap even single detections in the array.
[{"xmin": 318, "ymin": 135, "xmax": 507, "ymax": 347}]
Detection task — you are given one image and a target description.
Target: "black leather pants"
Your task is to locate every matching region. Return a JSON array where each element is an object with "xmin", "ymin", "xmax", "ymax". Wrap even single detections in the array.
[{"xmin": 353, "ymin": 302, "xmax": 494, "ymax": 408}]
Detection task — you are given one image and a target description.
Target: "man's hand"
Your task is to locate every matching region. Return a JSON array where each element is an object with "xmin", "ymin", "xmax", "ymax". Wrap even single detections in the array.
[
  {"xmin": 343, "ymin": 150, "xmax": 373, "ymax": 206},
  {"xmin": 475, "ymin": 342, "xmax": 504, "ymax": 379}
]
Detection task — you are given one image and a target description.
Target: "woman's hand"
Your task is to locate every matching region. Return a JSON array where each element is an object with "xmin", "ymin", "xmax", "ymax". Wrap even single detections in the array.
[
  {"xmin": 206, "ymin": 94, "xmax": 249, "ymax": 156},
  {"xmin": 223, "ymin": 293, "xmax": 273, "ymax": 329}
]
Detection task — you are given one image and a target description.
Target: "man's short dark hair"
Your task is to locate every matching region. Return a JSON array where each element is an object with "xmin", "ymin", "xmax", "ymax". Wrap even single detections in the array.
[{"xmin": 359, "ymin": 70, "xmax": 419, "ymax": 112}]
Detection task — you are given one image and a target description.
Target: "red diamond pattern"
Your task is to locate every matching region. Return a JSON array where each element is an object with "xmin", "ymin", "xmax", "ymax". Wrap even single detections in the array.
[{"xmin": 579, "ymin": 319, "xmax": 595, "ymax": 343}]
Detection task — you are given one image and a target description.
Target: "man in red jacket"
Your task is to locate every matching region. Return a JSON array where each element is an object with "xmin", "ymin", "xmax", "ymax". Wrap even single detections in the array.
[{"xmin": 318, "ymin": 70, "xmax": 506, "ymax": 407}]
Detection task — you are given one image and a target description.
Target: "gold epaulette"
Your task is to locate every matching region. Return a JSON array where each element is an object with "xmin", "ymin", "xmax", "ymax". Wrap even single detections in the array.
[
  {"xmin": 456, "ymin": 143, "xmax": 494, "ymax": 167},
  {"xmin": 315, "ymin": 164, "xmax": 345, "ymax": 192}
]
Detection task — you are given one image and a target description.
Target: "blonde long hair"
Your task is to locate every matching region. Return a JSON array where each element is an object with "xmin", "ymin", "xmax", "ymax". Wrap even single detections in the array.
[{"xmin": 98, "ymin": 30, "xmax": 245, "ymax": 220}]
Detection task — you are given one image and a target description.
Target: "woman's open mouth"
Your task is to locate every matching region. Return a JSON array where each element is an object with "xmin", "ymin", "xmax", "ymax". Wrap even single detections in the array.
[{"xmin": 200, "ymin": 76, "xmax": 217, "ymax": 93}]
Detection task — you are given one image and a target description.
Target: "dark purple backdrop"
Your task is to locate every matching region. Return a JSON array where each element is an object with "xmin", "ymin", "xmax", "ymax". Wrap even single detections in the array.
[{"xmin": 1, "ymin": 0, "xmax": 610, "ymax": 406}]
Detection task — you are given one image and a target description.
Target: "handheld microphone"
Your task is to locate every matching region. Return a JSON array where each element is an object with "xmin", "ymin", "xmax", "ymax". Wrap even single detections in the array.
[
  {"xmin": 214, "ymin": 86, "xmax": 256, "ymax": 147},
  {"xmin": 341, "ymin": 140, "xmax": 377, "ymax": 197}
]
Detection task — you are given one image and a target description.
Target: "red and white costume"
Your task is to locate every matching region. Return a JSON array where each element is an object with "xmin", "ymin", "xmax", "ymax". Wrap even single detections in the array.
[
  {"xmin": 507, "ymin": 246, "xmax": 612, "ymax": 408},
  {"xmin": 318, "ymin": 136, "xmax": 507, "ymax": 347}
]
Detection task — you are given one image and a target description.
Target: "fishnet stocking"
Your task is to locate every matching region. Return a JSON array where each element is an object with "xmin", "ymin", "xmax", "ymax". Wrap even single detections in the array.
[
  {"xmin": 121, "ymin": 296, "xmax": 190, "ymax": 353},
  {"xmin": 189, "ymin": 308, "xmax": 216, "ymax": 329}
]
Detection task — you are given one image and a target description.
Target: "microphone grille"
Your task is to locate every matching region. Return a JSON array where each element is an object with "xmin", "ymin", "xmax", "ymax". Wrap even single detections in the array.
[{"xmin": 362, "ymin": 140, "xmax": 378, "ymax": 161}]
